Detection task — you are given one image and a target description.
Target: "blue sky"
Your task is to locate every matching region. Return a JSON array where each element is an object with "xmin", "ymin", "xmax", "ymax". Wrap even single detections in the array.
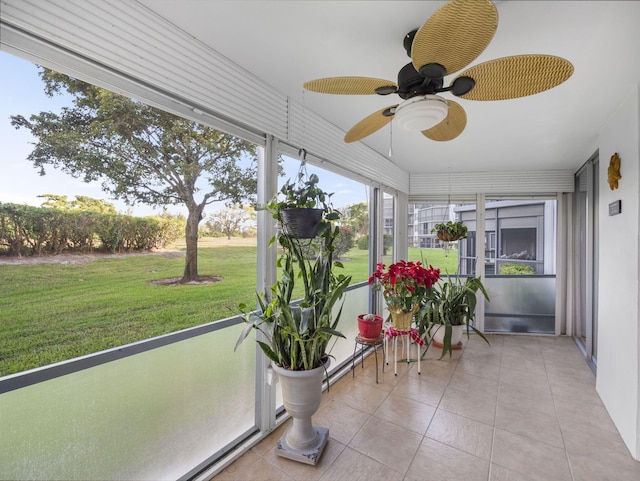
[{"xmin": 0, "ymin": 51, "xmax": 368, "ymax": 217}]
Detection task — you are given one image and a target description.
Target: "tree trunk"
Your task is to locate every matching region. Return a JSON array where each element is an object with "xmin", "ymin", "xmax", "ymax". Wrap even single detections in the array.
[{"xmin": 182, "ymin": 206, "xmax": 203, "ymax": 283}]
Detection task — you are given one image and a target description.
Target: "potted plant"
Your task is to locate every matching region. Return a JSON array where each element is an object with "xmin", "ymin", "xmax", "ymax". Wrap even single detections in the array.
[
  {"xmin": 368, "ymin": 260, "xmax": 440, "ymax": 331},
  {"xmin": 268, "ymin": 165, "xmax": 335, "ymax": 239},
  {"xmin": 357, "ymin": 313, "xmax": 384, "ymax": 339},
  {"xmin": 432, "ymin": 220, "xmax": 468, "ymax": 242},
  {"xmin": 236, "ymin": 182, "xmax": 351, "ymax": 465},
  {"xmin": 417, "ymin": 274, "xmax": 490, "ymax": 358}
]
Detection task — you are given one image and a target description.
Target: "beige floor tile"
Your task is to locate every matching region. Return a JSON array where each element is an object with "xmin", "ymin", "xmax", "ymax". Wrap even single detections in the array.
[
  {"xmin": 420, "ymin": 357, "xmax": 459, "ymax": 381},
  {"xmin": 449, "ymin": 370, "xmax": 500, "ymax": 395},
  {"xmin": 567, "ymin": 450, "xmax": 640, "ymax": 481},
  {"xmin": 492, "ymin": 428, "xmax": 572, "ymax": 481},
  {"xmin": 494, "ymin": 403, "xmax": 564, "ymax": 449},
  {"xmin": 462, "ymin": 348, "xmax": 502, "ymax": 366},
  {"xmin": 546, "ymin": 364, "xmax": 596, "ymax": 387},
  {"xmin": 317, "ymin": 446, "xmax": 403, "ymax": 481},
  {"xmin": 497, "ymin": 382, "xmax": 556, "ymax": 416},
  {"xmin": 216, "ymin": 457, "xmax": 294, "ymax": 481},
  {"xmin": 499, "ymin": 366, "xmax": 549, "ymax": 390},
  {"xmin": 541, "ymin": 348, "xmax": 590, "ymax": 369},
  {"xmin": 555, "ymin": 397, "xmax": 618, "ymax": 434},
  {"xmin": 489, "ymin": 463, "xmax": 547, "ymax": 481},
  {"xmin": 560, "ymin": 417, "xmax": 631, "ymax": 461},
  {"xmin": 501, "ymin": 352, "xmax": 546, "ymax": 374},
  {"xmin": 214, "ymin": 450, "xmax": 261, "ymax": 481},
  {"xmin": 548, "ymin": 379, "xmax": 604, "ymax": 407},
  {"xmin": 324, "ymin": 376, "xmax": 389, "ymax": 414},
  {"xmin": 405, "ymin": 437, "xmax": 490, "ymax": 481},
  {"xmin": 423, "ymin": 343, "xmax": 465, "ymax": 361},
  {"xmin": 374, "ymin": 393, "xmax": 437, "ymax": 435},
  {"xmin": 391, "ymin": 371, "xmax": 448, "ymax": 407},
  {"xmin": 350, "ymin": 352, "xmax": 399, "ymax": 392},
  {"xmin": 313, "ymin": 397, "xmax": 372, "ymax": 445},
  {"xmin": 466, "ymin": 335, "xmax": 502, "ymax": 352},
  {"xmin": 456, "ymin": 357, "xmax": 502, "ymax": 381},
  {"xmin": 449, "ymin": 368, "xmax": 498, "ymax": 394},
  {"xmin": 439, "ymin": 384, "xmax": 497, "ymax": 425},
  {"xmin": 348, "ymin": 416, "xmax": 423, "ymax": 473},
  {"xmin": 426, "ymin": 409, "xmax": 494, "ymax": 460},
  {"xmin": 216, "ymin": 334, "xmax": 636, "ymax": 481}
]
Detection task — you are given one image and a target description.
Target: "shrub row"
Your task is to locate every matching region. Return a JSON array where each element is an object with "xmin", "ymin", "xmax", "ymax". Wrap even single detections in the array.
[{"xmin": 0, "ymin": 203, "xmax": 184, "ymax": 256}]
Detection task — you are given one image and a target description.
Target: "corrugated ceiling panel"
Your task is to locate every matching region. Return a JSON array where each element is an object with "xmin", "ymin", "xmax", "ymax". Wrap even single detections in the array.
[
  {"xmin": 409, "ymin": 170, "xmax": 574, "ymax": 201},
  {"xmin": 1, "ymin": 0, "xmax": 408, "ymax": 191},
  {"xmin": 1, "ymin": 0, "xmax": 289, "ymax": 139}
]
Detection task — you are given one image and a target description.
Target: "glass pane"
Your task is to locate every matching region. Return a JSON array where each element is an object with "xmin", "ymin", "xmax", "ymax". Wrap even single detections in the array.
[
  {"xmin": 0, "ymin": 53, "xmax": 259, "ymax": 375},
  {"xmin": 0, "ymin": 322, "xmax": 256, "ymax": 480},
  {"xmin": 278, "ymin": 155, "xmax": 370, "ymax": 284},
  {"xmin": 383, "ymin": 193, "xmax": 395, "ymax": 265},
  {"xmin": 408, "ymin": 203, "xmax": 460, "ymax": 274},
  {"xmin": 487, "ymin": 200, "xmax": 556, "ymax": 276},
  {"xmin": 484, "ymin": 277, "xmax": 556, "ymax": 334},
  {"xmin": 483, "ymin": 198, "xmax": 557, "ymax": 333}
]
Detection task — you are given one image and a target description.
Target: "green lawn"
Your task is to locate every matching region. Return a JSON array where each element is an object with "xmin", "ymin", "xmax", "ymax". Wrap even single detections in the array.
[{"xmin": 0, "ymin": 244, "xmax": 457, "ymax": 376}]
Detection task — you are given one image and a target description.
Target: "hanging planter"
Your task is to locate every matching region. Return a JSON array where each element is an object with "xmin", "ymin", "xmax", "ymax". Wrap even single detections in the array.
[
  {"xmin": 281, "ymin": 207, "xmax": 324, "ymax": 239},
  {"xmin": 266, "ymin": 156, "xmax": 334, "ymax": 239},
  {"xmin": 432, "ymin": 221, "xmax": 468, "ymax": 242}
]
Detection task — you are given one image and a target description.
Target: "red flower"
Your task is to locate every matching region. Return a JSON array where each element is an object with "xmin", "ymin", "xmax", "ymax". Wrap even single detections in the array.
[{"xmin": 369, "ymin": 260, "xmax": 440, "ymax": 312}]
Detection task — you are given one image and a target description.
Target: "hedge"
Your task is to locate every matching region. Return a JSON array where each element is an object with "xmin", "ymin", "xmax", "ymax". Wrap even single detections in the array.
[{"xmin": 0, "ymin": 202, "xmax": 184, "ymax": 256}]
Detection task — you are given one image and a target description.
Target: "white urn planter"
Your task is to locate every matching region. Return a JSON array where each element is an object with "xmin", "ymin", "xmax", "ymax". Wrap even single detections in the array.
[
  {"xmin": 431, "ymin": 324, "xmax": 464, "ymax": 349},
  {"xmin": 272, "ymin": 359, "xmax": 330, "ymax": 465}
]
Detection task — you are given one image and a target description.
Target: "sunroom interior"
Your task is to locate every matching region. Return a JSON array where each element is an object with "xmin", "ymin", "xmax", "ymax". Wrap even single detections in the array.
[{"xmin": 1, "ymin": 1, "xmax": 639, "ymax": 480}]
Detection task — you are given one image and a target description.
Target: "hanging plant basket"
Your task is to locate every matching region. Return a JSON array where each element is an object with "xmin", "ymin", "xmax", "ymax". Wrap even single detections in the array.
[
  {"xmin": 281, "ymin": 208, "xmax": 324, "ymax": 239},
  {"xmin": 433, "ymin": 221, "xmax": 468, "ymax": 242},
  {"xmin": 436, "ymin": 230, "xmax": 462, "ymax": 242}
]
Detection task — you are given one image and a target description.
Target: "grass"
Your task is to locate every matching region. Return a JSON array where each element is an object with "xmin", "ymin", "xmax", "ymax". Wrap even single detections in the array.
[{"xmin": 0, "ymin": 240, "xmax": 457, "ymax": 376}]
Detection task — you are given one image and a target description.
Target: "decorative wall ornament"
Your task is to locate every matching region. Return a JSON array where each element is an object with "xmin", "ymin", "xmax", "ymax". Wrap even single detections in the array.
[{"xmin": 607, "ymin": 152, "xmax": 621, "ymax": 190}]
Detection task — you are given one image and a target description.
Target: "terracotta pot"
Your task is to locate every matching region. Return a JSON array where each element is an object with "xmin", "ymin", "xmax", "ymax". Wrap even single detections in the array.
[{"xmin": 357, "ymin": 314, "xmax": 383, "ymax": 339}]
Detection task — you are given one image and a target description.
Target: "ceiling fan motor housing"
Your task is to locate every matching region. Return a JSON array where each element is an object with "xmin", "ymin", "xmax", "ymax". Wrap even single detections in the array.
[{"xmin": 397, "ymin": 62, "xmax": 444, "ymax": 99}]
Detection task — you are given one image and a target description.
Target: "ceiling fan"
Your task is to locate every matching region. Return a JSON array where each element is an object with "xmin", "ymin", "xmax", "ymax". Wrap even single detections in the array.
[{"xmin": 303, "ymin": 0, "xmax": 574, "ymax": 143}]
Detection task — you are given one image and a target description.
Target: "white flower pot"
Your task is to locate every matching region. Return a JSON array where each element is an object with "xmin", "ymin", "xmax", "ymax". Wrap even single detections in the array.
[
  {"xmin": 431, "ymin": 324, "xmax": 464, "ymax": 348},
  {"xmin": 272, "ymin": 359, "xmax": 330, "ymax": 465}
]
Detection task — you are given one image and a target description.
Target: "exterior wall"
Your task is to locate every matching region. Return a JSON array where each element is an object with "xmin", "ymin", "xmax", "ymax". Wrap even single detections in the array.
[{"xmin": 596, "ymin": 84, "xmax": 640, "ymax": 460}]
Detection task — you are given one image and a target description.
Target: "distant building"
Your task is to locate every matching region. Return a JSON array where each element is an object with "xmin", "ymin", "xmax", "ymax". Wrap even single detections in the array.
[{"xmin": 403, "ymin": 200, "xmax": 556, "ymax": 276}]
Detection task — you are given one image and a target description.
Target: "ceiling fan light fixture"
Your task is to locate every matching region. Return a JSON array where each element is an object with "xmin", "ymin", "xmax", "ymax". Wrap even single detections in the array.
[{"xmin": 394, "ymin": 95, "xmax": 448, "ymax": 131}]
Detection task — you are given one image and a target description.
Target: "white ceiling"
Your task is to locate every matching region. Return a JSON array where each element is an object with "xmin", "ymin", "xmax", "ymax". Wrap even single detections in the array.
[{"xmin": 127, "ymin": 1, "xmax": 639, "ymax": 175}]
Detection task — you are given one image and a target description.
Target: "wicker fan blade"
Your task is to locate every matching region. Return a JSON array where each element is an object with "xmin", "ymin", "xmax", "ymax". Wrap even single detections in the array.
[
  {"xmin": 457, "ymin": 55, "xmax": 574, "ymax": 101},
  {"xmin": 422, "ymin": 100, "xmax": 466, "ymax": 142},
  {"xmin": 303, "ymin": 77, "xmax": 398, "ymax": 95},
  {"xmin": 344, "ymin": 105, "xmax": 397, "ymax": 143},
  {"xmin": 412, "ymin": 0, "xmax": 497, "ymax": 76}
]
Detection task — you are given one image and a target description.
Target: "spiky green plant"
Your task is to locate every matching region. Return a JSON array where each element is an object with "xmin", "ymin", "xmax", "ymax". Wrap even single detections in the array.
[
  {"xmin": 236, "ymin": 198, "xmax": 351, "ymax": 370},
  {"xmin": 417, "ymin": 273, "xmax": 490, "ymax": 359}
]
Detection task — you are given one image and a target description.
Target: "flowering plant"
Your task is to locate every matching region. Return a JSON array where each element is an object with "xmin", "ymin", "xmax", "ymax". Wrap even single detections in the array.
[{"xmin": 368, "ymin": 261, "xmax": 441, "ymax": 312}]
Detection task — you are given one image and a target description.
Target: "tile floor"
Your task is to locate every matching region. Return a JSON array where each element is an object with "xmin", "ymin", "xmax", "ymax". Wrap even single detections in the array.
[{"xmin": 214, "ymin": 335, "xmax": 640, "ymax": 481}]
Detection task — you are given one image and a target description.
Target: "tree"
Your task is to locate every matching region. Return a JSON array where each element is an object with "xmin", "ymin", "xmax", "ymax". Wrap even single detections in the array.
[
  {"xmin": 38, "ymin": 194, "xmax": 117, "ymax": 214},
  {"xmin": 12, "ymin": 69, "xmax": 257, "ymax": 282},
  {"xmin": 334, "ymin": 226, "xmax": 354, "ymax": 259},
  {"xmin": 343, "ymin": 202, "xmax": 368, "ymax": 238},
  {"xmin": 207, "ymin": 205, "xmax": 255, "ymax": 239}
]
